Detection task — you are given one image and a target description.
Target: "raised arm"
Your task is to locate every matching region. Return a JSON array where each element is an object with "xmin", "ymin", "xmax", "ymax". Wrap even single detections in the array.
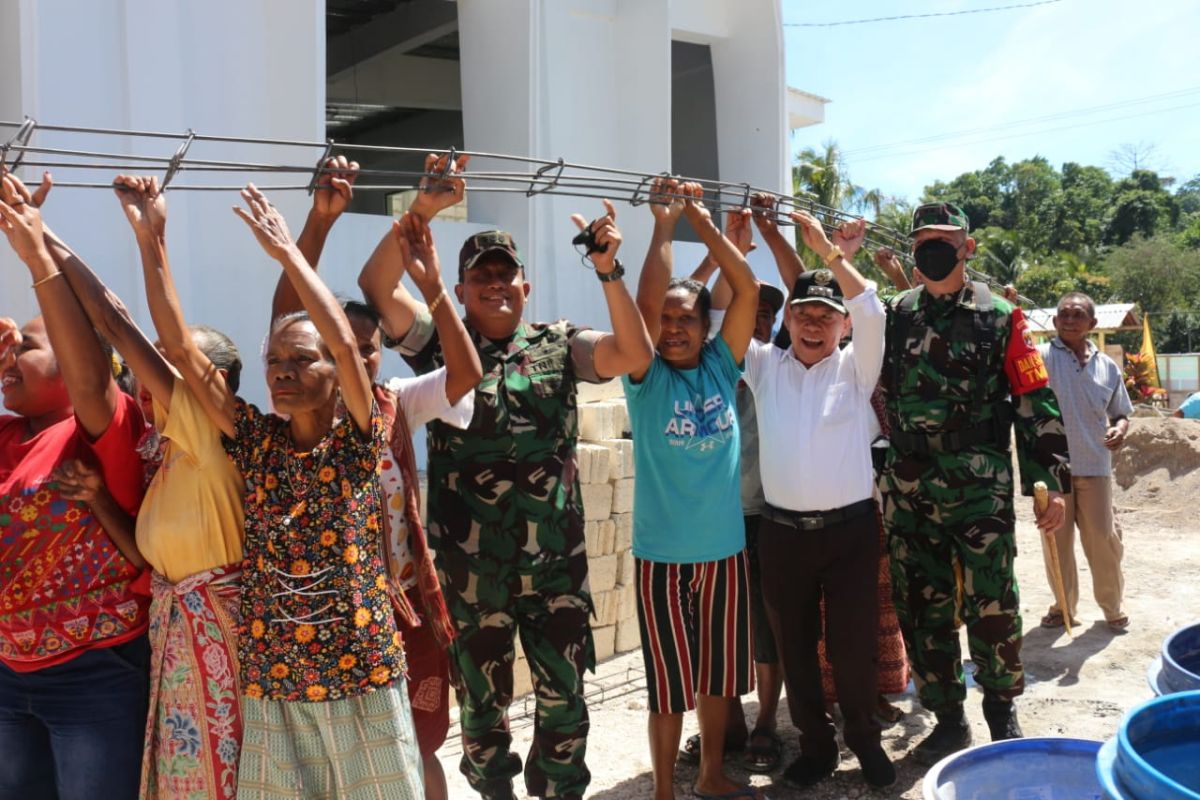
[
  {"xmin": 235, "ymin": 184, "xmax": 373, "ymax": 434},
  {"xmin": 874, "ymin": 248, "xmax": 913, "ymax": 291},
  {"xmin": 270, "ymin": 155, "xmax": 359, "ymax": 320},
  {"xmin": 357, "ymin": 153, "xmax": 467, "ymax": 341},
  {"xmin": 635, "ymin": 177, "xmax": 686, "ymax": 358},
  {"xmin": 0, "ymin": 174, "xmax": 118, "ymax": 437},
  {"xmin": 394, "ymin": 213, "xmax": 482, "ymax": 403},
  {"xmin": 751, "ymin": 192, "xmax": 807, "ymax": 291},
  {"xmin": 706, "ymin": 209, "xmax": 755, "ymax": 311},
  {"xmin": 15, "ymin": 173, "xmax": 177, "ymax": 412},
  {"xmin": 791, "ymin": 212, "xmax": 870, "ymax": 302},
  {"xmin": 682, "ymin": 184, "xmax": 758, "ymax": 363},
  {"xmin": 569, "ymin": 199, "xmax": 653, "ymax": 379},
  {"xmin": 115, "ymin": 175, "xmax": 238, "ymax": 437}
]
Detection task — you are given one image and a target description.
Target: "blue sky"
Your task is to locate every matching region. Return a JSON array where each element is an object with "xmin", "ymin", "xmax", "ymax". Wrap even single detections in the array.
[{"xmin": 783, "ymin": 0, "xmax": 1200, "ymax": 205}]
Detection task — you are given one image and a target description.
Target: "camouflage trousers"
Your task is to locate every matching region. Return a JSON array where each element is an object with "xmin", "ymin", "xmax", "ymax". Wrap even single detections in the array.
[
  {"xmin": 449, "ymin": 591, "xmax": 594, "ymax": 800},
  {"xmin": 881, "ymin": 449, "xmax": 1024, "ymax": 713}
]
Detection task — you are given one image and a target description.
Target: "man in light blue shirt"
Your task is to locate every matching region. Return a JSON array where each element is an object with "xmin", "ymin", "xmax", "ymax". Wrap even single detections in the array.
[
  {"xmin": 1174, "ymin": 392, "xmax": 1200, "ymax": 419},
  {"xmin": 1037, "ymin": 292, "xmax": 1133, "ymax": 632}
]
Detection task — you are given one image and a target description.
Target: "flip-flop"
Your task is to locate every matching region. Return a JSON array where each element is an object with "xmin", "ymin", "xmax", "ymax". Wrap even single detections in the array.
[
  {"xmin": 678, "ymin": 731, "xmax": 748, "ymax": 765},
  {"xmin": 1040, "ymin": 610, "xmax": 1078, "ymax": 629},
  {"xmin": 691, "ymin": 785, "xmax": 764, "ymax": 799},
  {"xmin": 1107, "ymin": 615, "xmax": 1130, "ymax": 633},
  {"xmin": 742, "ymin": 728, "xmax": 783, "ymax": 773}
]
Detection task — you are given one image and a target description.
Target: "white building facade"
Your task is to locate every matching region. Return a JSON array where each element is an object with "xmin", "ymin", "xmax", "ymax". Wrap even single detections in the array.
[{"xmin": 1, "ymin": 0, "xmax": 825, "ymax": 404}]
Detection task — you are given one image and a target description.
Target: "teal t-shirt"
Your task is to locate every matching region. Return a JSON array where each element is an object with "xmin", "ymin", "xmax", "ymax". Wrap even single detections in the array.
[
  {"xmin": 1180, "ymin": 392, "xmax": 1200, "ymax": 419},
  {"xmin": 622, "ymin": 336, "xmax": 745, "ymax": 564}
]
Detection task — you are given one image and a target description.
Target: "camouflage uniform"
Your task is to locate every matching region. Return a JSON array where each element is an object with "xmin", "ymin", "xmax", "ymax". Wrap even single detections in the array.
[
  {"xmin": 398, "ymin": 314, "xmax": 604, "ymax": 800},
  {"xmin": 880, "ymin": 282, "xmax": 1070, "ymax": 713}
]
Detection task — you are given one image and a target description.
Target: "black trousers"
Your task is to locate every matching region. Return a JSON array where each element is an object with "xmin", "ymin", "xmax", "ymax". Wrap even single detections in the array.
[{"xmin": 757, "ymin": 511, "xmax": 882, "ymax": 759}]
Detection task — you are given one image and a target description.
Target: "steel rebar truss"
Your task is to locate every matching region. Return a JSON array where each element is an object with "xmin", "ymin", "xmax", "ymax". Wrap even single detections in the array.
[{"xmin": 0, "ymin": 117, "xmax": 1026, "ymax": 303}]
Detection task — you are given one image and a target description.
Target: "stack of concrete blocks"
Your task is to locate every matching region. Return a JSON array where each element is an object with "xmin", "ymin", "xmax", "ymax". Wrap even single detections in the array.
[{"xmin": 509, "ymin": 381, "xmax": 639, "ymax": 700}]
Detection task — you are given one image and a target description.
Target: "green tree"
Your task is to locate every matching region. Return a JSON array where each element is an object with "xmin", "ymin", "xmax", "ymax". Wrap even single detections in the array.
[
  {"xmin": 1052, "ymin": 162, "xmax": 1114, "ymax": 253},
  {"xmin": 794, "ymin": 140, "xmax": 883, "ymax": 216},
  {"xmin": 1104, "ymin": 234, "xmax": 1200, "ymax": 313},
  {"xmin": 1105, "ymin": 170, "xmax": 1181, "ymax": 245}
]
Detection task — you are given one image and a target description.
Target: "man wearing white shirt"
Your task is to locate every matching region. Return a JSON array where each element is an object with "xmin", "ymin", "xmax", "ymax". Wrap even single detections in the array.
[{"xmin": 742, "ymin": 212, "xmax": 893, "ymax": 790}]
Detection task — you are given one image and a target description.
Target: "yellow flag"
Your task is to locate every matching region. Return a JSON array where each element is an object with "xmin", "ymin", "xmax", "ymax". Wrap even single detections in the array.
[{"xmin": 1141, "ymin": 314, "xmax": 1161, "ymax": 388}]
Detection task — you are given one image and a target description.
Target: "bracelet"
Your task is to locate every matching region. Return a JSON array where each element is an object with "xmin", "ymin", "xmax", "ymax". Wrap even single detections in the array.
[
  {"xmin": 31, "ymin": 271, "xmax": 64, "ymax": 290},
  {"xmin": 427, "ymin": 290, "xmax": 447, "ymax": 315},
  {"xmin": 823, "ymin": 246, "xmax": 844, "ymax": 266}
]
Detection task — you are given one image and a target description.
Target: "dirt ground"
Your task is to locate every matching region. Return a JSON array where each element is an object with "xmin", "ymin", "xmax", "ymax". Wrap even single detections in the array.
[{"xmin": 438, "ymin": 417, "xmax": 1199, "ymax": 799}]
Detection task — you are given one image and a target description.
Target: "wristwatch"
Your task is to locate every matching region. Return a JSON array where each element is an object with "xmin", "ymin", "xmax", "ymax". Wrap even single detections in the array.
[
  {"xmin": 823, "ymin": 245, "xmax": 844, "ymax": 266},
  {"xmin": 597, "ymin": 259, "xmax": 625, "ymax": 283}
]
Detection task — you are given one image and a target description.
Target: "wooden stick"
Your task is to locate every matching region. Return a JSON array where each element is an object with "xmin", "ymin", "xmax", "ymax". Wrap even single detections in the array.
[{"xmin": 1035, "ymin": 481, "xmax": 1072, "ymax": 637}]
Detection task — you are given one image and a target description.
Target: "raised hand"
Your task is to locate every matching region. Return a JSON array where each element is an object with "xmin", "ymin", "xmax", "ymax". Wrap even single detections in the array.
[
  {"xmin": 679, "ymin": 182, "xmax": 712, "ymax": 228},
  {"xmin": 570, "ymin": 199, "xmax": 622, "ymax": 275},
  {"xmin": 648, "ymin": 176, "xmax": 685, "ymax": 225},
  {"xmin": 0, "ymin": 317, "xmax": 20, "ymax": 370},
  {"xmin": 0, "ymin": 173, "xmax": 50, "ymax": 263},
  {"xmin": 750, "ymin": 192, "xmax": 779, "ymax": 235},
  {"xmin": 409, "ymin": 152, "xmax": 470, "ymax": 221},
  {"xmin": 113, "ymin": 174, "xmax": 167, "ymax": 238},
  {"xmin": 51, "ymin": 459, "xmax": 105, "ymax": 504},
  {"xmin": 789, "ymin": 210, "xmax": 835, "ymax": 258},
  {"xmin": 395, "ymin": 212, "xmax": 445, "ymax": 300},
  {"xmin": 311, "ymin": 155, "xmax": 359, "ymax": 220},
  {"xmin": 725, "ymin": 208, "xmax": 755, "ymax": 256},
  {"xmin": 831, "ymin": 218, "xmax": 867, "ymax": 260},
  {"xmin": 233, "ymin": 184, "xmax": 297, "ymax": 262}
]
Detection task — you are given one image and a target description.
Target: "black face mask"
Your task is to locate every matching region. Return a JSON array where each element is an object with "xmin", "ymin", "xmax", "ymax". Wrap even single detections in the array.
[{"xmin": 914, "ymin": 239, "xmax": 962, "ymax": 282}]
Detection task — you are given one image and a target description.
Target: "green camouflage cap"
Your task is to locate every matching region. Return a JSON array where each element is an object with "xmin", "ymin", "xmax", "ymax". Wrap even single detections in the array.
[
  {"xmin": 911, "ymin": 202, "xmax": 970, "ymax": 234},
  {"xmin": 458, "ymin": 230, "xmax": 524, "ymax": 278}
]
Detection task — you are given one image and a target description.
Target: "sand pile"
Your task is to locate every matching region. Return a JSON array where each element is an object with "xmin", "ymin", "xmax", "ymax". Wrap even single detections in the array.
[{"xmin": 1112, "ymin": 417, "xmax": 1200, "ymax": 518}]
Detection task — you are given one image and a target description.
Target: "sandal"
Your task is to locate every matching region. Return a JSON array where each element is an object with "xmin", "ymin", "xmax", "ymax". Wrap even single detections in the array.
[
  {"xmin": 1107, "ymin": 615, "xmax": 1130, "ymax": 633},
  {"xmin": 679, "ymin": 731, "xmax": 748, "ymax": 765},
  {"xmin": 1039, "ymin": 610, "xmax": 1077, "ymax": 629},
  {"xmin": 876, "ymin": 695, "xmax": 904, "ymax": 725},
  {"xmin": 742, "ymin": 727, "xmax": 783, "ymax": 773}
]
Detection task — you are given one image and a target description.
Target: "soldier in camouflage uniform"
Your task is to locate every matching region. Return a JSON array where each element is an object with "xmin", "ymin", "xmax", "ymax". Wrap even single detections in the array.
[
  {"xmin": 360, "ymin": 159, "xmax": 653, "ymax": 800},
  {"xmin": 879, "ymin": 201, "xmax": 1070, "ymax": 765}
]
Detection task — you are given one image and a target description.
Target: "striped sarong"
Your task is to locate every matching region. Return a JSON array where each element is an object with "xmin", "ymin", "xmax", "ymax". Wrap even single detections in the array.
[
  {"xmin": 237, "ymin": 682, "xmax": 423, "ymax": 800},
  {"xmin": 141, "ymin": 565, "xmax": 244, "ymax": 799}
]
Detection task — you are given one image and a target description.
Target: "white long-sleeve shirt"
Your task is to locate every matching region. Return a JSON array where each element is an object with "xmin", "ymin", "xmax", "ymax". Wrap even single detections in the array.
[{"xmin": 742, "ymin": 284, "xmax": 886, "ymax": 512}]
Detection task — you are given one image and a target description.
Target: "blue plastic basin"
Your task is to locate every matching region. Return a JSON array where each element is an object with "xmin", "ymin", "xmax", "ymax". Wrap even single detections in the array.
[
  {"xmin": 924, "ymin": 737, "xmax": 1103, "ymax": 800},
  {"xmin": 1098, "ymin": 690, "xmax": 1200, "ymax": 799},
  {"xmin": 1160, "ymin": 624, "xmax": 1200, "ymax": 696}
]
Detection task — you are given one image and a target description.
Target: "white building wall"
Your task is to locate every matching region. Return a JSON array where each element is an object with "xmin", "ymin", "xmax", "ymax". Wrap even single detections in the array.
[
  {"xmin": 2, "ymin": 0, "xmax": 799, "ymax": 404},
  {"xmin": 0, "ymin": 0, "xmax": 325, "ymax": 405}
]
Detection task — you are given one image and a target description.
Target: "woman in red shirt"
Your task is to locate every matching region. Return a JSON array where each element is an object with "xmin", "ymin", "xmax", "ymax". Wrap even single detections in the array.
[{"xmin": 0, "ymin": 174, "xmax": 150, "ymax": 799}]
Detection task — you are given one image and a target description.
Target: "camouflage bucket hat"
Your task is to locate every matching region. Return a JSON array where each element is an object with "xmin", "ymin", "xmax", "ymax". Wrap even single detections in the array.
[
  {"xmin": 459, "ymin": 230, "xmax": 524, "ymax": 276},
  {"xmin": 910, "ymin": 202, "xmax": 970, "ymax": 234}
]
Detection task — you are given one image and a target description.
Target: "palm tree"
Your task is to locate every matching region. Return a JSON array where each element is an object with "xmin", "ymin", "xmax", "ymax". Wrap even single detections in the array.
[{"xmin": 793, "ymin": 140, "xmax": 884, "ymax": 218}]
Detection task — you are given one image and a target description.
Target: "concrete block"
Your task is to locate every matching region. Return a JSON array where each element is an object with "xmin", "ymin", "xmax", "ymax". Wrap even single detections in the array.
[
  {"xmin": 513, "ymin": 655, "xmax": 533, "ymax": 698},
  {"xmin": 576, "ymin": 379, "xmax": 626, "ymax": 405},
  {"xmin": 617, "ymin": 550, "xmax": 635, "ymax": 586},
  {"xmin": 584, "ymin": 519, "xmax": 616, "ymax": 558},
  {"xmin": 612, "ymin": 513, "xmax": 633, "ymax": 552},
  {"xmin": 592, "ymin": 589, "xmax": 619, "ymax": 626},
  {"xmin": 611, "ymin": 477, "xmax": 635, "ymax": 514},
  {"xmin": 589, "ymin": 554, "xmax": 618, "ymax": 592},
  {"xmin": 593, "ymin": 624, "xmax": 616, "ymax": 662},
  {"xmin": 576, "ymin": 444, "xmax": 611, "ymax": 486},
  {"xmin": 579, "ymin": 402, "xmax": 618, "ymax": 442},
  {"xmin": 616, "ymin": 581, "xmax": 637, "ymax": 622},
  {"xmin": 581, "ymin": 482, "xmax": 613, "ymax": 521},
  {"xmin": 611, "ymin": 400, "xmax": 630, "ymax": 437},
  {"xmin": 602, "ymin": 438, "xmax": 635, "ymax": 480},
  {"xmin": 615, "ymin": 617, "xmax": 641, "ymax": 653}
]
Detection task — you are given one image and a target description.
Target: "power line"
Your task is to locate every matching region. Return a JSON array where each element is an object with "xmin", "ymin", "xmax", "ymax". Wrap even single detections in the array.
[
  {"xmin": 850, "ymin": 100, "xmax": 1200, "ymax": 163},
  {"xmin": 843, "ymin": 86, "xmax": 1200, "ymax": 157},
  {"xmin": 784, "ymin": 0, "xmax": 1063, "ymax": 28}
]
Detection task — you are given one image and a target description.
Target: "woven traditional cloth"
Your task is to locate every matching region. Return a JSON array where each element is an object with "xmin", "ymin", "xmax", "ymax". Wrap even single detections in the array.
[
  {"xmin": 236, "ymin": 682, "xmax": 423, "ymax": 800},
  {"xmin": 141, "ymin": 564, "xmax": 243, "ymax": 799}
]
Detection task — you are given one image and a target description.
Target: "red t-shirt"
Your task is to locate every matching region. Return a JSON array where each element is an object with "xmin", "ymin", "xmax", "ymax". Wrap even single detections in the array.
[
  {"xmin": 0, "ymin": 393, "xmax": 149, "ymax": 671},
  {"xmin": 1003, "ymin": 306, "xmax": 1050, "ymax": 396}
]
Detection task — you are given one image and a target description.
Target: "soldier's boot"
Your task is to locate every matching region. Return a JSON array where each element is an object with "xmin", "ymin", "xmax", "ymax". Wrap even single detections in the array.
[
  {"xmin": 982, "ymin": 697, "xmax": 1024, "ymax": 741},
  {"xmin": 912, "ymin": 707, "xmax": 973, "ymax": 766}
]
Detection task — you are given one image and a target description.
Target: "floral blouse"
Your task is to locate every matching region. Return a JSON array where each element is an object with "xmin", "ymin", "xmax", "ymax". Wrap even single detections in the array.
[{"xmin": 223, "ymin": 399, "xmax": 404, "ymax": 702}]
